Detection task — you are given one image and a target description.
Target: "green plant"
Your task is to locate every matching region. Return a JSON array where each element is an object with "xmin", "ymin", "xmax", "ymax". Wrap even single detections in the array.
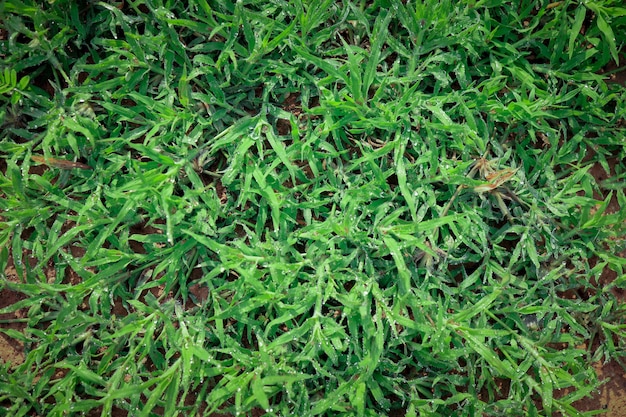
[{"xmin": 0, "ymin": 0, "xmax": 625, "ymax": 416}]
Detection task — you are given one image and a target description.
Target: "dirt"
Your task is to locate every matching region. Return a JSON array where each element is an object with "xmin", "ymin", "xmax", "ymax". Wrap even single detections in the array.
[
  {"xmin": 0, "ymin": 260, "xmax": 28, "ymax": 367},
  {"xmin": 573, "ymin": 360, "xmax": 626, "ymax": 416}
]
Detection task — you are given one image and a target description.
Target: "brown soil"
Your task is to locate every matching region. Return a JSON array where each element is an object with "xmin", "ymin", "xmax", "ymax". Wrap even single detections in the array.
[
  {"xmin": 574, "ymin": 360, "xmax": 626, "ymax": 416},
  {"xmin": 1, "ymin": 259, "xmax": 28, "ymax": 367}
]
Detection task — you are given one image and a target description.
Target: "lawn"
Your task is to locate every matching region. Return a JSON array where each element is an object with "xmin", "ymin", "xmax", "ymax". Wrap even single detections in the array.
[{"xmin": 1, "ymin": 0, "xmax": 626, "ymax": 416}]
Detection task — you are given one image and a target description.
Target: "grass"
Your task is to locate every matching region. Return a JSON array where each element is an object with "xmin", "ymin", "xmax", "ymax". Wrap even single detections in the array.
[{"xmin": 1, "ymin": 0, "xmax": 625, "ymax": 415}]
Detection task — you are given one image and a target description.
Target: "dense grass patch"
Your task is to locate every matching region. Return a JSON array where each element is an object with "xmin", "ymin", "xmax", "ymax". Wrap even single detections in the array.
[{"xmin": 1, "ymin": 0, "xmax": 625, "ymax": 415}]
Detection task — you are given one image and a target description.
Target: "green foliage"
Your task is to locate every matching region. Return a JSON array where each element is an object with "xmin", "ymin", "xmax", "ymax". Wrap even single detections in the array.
[
  {"xmin": 0, "ymin": 0, "xmax": 625, "ymax": 416},
  {"xmin": 0, "ymin": 67, "xmax": 29, "ymax": 106}
]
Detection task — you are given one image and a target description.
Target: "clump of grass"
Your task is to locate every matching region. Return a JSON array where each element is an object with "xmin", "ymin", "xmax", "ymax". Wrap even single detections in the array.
[{"xmin": 1, "ymin": 0, "xmax": 625, "ymax": 416}]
